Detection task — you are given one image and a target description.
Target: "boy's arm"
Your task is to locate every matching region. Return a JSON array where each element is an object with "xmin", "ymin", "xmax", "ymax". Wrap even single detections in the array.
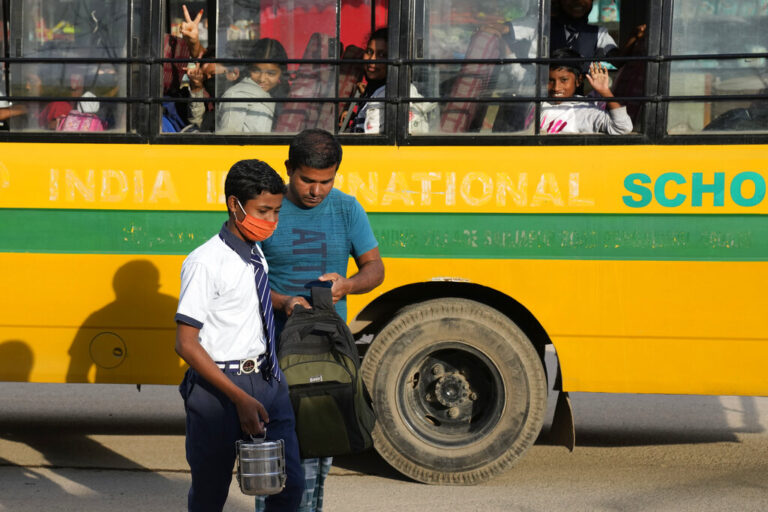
[
  {"xmin": 271, "ymin": 290, "xmax": 311, "ymax": 316},
  {"xmin": 585, "ymin": 62, "xmax": 622, "ymax": 111},
  {"xmin": 319, "ymin": 247, "xmax": 385, "ymax": 304},
  {"xmin": 176, "ymin": 322, "xmax": 269, "ymax": 435}
]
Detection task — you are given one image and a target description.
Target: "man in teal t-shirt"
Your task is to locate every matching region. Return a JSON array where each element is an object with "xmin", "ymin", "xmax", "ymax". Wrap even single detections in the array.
[{"xmin": 260, "ymin": 128, "xmax": 385, "ymax": 512}]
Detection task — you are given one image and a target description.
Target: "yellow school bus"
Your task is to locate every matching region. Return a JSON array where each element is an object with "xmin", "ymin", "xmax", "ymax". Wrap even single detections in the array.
[{"xmin": 1, "ymin": 0, "xmax": 766, "ymax": 484}]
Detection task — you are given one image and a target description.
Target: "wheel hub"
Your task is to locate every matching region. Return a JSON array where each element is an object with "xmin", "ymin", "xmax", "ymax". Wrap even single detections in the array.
[{"xmin": 434, "ymin": 372, "xmax": 471, "ymax": 407}]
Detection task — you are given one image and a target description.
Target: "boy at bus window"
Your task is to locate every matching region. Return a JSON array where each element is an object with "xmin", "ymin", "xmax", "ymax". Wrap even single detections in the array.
[
  {"xmin": 216, "ymin": 38, "xmax": 290, "ymax": 134},
  {"xmin": 184, "ymin": 49, "xmax": 214, "ymax": 132},
  {"xmin": 161, "ymin": 5, "xmax": 207, "ymax": 132},
  {"xmin": 169, "ymin": 46, "xmax": 239, "ymax": 133},
  {"xmin": 164, "ymin": 5, "xmax": 205, "ymax": 95},
  {"xmin": 175, "ymin": 159, "xmax": 303, "ymax": 511},
  {"xmin": 541, "ymin": 48, "xmax": 632, "ymax": 135}
]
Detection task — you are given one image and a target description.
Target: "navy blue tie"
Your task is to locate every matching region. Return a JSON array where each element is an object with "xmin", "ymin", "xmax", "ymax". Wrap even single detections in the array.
[{"xmin": 251, "ymin": 248, "xmax": 280, "ymax": 382}]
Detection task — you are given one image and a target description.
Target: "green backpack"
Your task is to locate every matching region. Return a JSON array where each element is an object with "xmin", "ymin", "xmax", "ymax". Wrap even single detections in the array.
[{"xmin": 277, "ymin": 286, "xmax": 376, "ymax": 458}]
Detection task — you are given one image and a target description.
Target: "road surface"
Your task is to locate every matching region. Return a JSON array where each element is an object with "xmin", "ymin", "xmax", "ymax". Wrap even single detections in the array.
[{"xmin": 0, "ymin": 380, "xmax": 766, "ymax": 511}]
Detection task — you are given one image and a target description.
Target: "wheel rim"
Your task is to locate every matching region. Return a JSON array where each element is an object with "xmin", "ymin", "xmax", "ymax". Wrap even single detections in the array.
[{"xmin": 395, "ymin": 341, "xmax": 511, "ymax": 447}]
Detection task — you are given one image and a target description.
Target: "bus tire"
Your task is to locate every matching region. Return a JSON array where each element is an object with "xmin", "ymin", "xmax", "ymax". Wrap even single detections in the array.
[{"xmin": 361, "ymin": 298, "xmax": 547, "ymax": 485}]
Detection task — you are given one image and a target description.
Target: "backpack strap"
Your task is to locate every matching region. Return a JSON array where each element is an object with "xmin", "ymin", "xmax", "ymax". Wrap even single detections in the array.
[{"xmin": 310, "ymin": 286, "xmax": 334, "ymax": 311}]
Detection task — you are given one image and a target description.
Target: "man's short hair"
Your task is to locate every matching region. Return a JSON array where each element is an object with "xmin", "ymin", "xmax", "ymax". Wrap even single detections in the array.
[
  {"xmin": 225, "ymin": 159, "xmax": 286, "ymax": 205},
  {"xmin": 287, "ymin": 129, "xmax": 343, "ymax": 171}
]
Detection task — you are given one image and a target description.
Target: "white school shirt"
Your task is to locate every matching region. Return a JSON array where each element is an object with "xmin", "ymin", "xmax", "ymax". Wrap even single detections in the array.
[
  {"xmin": 216, "ymin": 77, "xmax": 274, "ymax": 133},
  {"xmin": 360, "ymin": 84, "xmax": 437, "ymax": 134},
  {"xmin": 175, "ymin": 225, "xmax": 267, "ymax": 361},
  {"xmin": 540, "ymin": 99, "xmax": 632, "ymax": 135}
]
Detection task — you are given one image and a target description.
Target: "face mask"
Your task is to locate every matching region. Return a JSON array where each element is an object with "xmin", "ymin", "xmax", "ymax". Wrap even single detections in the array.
[{"xmin": 234, "ymin": 199, "xmax": 277, "ymax": 242}]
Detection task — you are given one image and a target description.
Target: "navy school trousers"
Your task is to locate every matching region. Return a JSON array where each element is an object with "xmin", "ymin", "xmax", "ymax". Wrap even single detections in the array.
[{"xmin": 179, "ymin": 367, "xmax": 304, "ymax": 512}]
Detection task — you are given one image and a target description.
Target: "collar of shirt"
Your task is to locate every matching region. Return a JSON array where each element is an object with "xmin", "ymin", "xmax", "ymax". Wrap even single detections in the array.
[{"xmin": 218, "ymin": 222, "xmax": 254, "ymax": 264}]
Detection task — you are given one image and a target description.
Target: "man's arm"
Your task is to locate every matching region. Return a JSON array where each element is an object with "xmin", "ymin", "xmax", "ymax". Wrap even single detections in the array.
[
  {"xmin": 175, "ymin": 322, "xmax": 269, "ymax": 435},
  {"xmin": 319, "ymin": 247, "xmax": 385, "ymax": 304}
]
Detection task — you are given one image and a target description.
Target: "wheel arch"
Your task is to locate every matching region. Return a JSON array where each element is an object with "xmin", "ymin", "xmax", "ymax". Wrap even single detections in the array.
[{"xmin": 351, "ymin": 281, "xmax": 553, "ymax": 362}]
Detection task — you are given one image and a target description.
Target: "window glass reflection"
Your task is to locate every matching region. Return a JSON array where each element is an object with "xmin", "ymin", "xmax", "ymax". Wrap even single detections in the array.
[
  {"xmin": 413, "ymin": 0, "xmax": 539, "ymax": 135},
  {"xmin": 9, "ymin": 0, "xmax": 128, "ymax": 132},
  {"xmin": 668, "ymin": 0, "xmax": 768, "ymax": 134}
]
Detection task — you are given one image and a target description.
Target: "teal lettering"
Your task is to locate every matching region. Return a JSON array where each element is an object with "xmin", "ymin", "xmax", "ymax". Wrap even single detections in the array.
[
  {"xmin": 622, "ymin": 173, "xmax": 652, "ymax": 208},
  {"xmin": 691, "ymin": 172, "xmax": 725, "ymax": 207},
  {"xmin": 731, "ymin": 172, "xmax": 766, "ymax": 207},
  {"xmin": 655, "ymin": 172, "xmax": 686, "ymax": 207}
]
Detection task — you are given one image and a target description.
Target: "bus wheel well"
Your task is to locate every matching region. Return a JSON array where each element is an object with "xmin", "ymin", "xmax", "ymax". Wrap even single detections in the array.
[{"xmin": 351, "ymin": 282, "xmax": 551, "ymax": 360}]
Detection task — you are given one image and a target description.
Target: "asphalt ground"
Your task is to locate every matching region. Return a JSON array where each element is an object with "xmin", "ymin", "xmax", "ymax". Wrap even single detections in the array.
[{"xmin": 1, "ymin": 379, "xmax": 766, "ymax": 511}]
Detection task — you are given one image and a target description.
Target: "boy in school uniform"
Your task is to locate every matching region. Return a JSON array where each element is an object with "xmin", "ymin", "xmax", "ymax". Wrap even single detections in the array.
[
  {"xmin": 175, "ymin": 159, "xmax": 303, "ymax": 512},
  {"xmin": 258, "ymin": 128, "xmax": 385, "ymax": 512}
]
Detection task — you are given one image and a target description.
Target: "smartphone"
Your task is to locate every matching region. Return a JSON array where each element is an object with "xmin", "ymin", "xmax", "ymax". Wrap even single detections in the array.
[{"xmin": 304, "ymin": 280, "xmax": 333, "ymax": 289}]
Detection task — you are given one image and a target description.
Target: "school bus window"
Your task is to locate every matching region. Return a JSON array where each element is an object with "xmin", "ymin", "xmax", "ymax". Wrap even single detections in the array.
[
  {"xmin": 0, "ymin": 10, "xmax": 12, "ymax": 131},
  {"xmin": 541, "ymin": 0, "xmax": 649, "ymax": 135},
  {"xmin": 335, "ymin": 1, "xmax": 389, "ymax": 135},
  {"xmin": 409, "ymin": 0, "xmax": 539, "ymax": 135},
  {"xmin": 162, "ymin": 0, "xmax": 390, "ymax": 136},
  {"xmin": 668, "ymin": 0, "xmax": 768, "ymax": 134},
  {"xmin": 7, "ymin": 0, "xmax": 130, "ymax": 133},
  {"xmin": 408, "ymin": 0, "xmax": 649, "ymax": 136}
]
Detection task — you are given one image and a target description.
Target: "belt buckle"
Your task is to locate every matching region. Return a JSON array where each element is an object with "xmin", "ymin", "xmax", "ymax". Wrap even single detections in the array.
[{"xmin": 238, "ymin": 358, "xmax": 257, "ymax": 375}]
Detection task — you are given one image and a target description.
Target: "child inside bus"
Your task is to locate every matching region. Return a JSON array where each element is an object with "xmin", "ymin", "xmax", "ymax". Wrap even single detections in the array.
[
  {"xmin": 541, "ymin": 48, "xmax": 632, "ymax": 135},
  {"xmin": 342, "ymin": 28, "xmax": 435, "ymax": 134},
  {"xmin": 216, "ymin": 38, "xmax": 289, "ymax": 133}
]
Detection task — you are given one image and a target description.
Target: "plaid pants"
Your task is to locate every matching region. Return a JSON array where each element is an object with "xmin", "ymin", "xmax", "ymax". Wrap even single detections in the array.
[{"xmin": 255, "ymin": 457, "xmax": 332, "ymax": 512}]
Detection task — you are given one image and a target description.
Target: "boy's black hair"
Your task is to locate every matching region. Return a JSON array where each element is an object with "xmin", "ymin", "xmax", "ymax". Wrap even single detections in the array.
[
  {"xmin": 225, "ymin": 159, "xmax": 286, "ymax": 205},
  {"xmin": 549, "ymin": 47, "xmax": 584, "ymax": 78},
  {"xmin": 287, "ymin": 129, "xmax": 343, "ymax": 171}
]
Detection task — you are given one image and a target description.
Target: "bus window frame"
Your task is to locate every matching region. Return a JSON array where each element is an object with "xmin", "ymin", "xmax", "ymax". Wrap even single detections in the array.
[
  {"xmin": 0, "ymin": 0, "xmax": 767, "ymax": 145},
  {"xmin": 655, "ymin": 0, "xmax": 768, "ymax": 144},
  {"xmin": 0, "ymin": 0, "xmax": 150, "ymax": 143}
]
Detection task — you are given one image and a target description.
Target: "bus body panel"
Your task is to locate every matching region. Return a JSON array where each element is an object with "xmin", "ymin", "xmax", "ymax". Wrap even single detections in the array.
[
  {"xmin": 2, "ymin": 252, "xmax": 766, "ymax": 396},
  {"xmin": 1, "ymin": 144, "xmax": 767, "ymax": 215}
]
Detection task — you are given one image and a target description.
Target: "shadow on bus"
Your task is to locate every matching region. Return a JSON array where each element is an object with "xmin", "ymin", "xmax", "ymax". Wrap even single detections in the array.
[{"xmin": 66, "ymin": 259, "xmax": 184, "ymax": 385}]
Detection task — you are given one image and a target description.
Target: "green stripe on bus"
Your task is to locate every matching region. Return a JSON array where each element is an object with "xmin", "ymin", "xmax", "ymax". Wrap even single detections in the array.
[{"xmin": 0, "ymin": 209, "xmax": 766, "ymax": 261}]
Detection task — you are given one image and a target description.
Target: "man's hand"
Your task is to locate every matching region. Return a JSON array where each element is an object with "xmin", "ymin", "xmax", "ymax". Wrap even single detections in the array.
[
  {"xmin": 586, "ymin": 62, "xmax": 612, "ymax": 98},
  {"xmin": 318, "ymin": 273, "xmax": 352, "ymax": 304},
  {"xmin": 233, "ymin": 393, "xmax": 269, "ymax": 436}
]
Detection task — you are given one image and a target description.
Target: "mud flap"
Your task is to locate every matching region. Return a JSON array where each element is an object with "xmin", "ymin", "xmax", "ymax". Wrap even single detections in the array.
[{"xmin": 549, "ymin": 391, "xmax": 575, "ymax": 452}]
